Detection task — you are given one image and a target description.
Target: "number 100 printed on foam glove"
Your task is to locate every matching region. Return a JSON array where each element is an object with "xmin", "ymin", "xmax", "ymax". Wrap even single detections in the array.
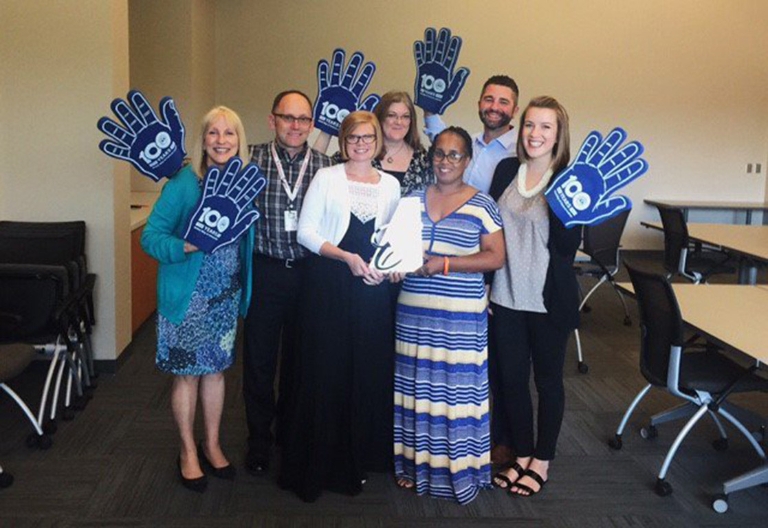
[
  {"xmin": 545, "ymin": 127, "xmax": 648, "ymax": 228},
  {"xmin": 97, "ymin": 90, "xmax": 186, "ymax": 182},
  {"xmin": 313, "ymin": 48, "xmax": 381, "ymax": 136},
  {"xmin": 184, "ymin": 158, "xmax": 267, "ymax": 254}
]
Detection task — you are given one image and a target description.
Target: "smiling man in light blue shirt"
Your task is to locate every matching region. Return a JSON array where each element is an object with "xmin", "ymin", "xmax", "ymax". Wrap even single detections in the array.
[{"xmin": 424, "ymin": 75, "xmax": 520, "ymax": 193}]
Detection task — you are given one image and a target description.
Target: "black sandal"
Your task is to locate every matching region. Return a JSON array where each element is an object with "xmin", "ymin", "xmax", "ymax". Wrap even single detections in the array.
[
  {"xmin": 509, "ymin": 468, "xmax": 547, "ymax": 497},
  {"xmin": 493, "ymin": 461, "xmax": 525, "ymax": 490}
]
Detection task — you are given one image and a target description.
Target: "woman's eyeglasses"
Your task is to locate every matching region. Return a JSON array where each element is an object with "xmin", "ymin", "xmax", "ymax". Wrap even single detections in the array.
[
  {"xmin": 345, "ymin": 134, "xmax": 377, "ymax": 144},
  {"xmin": 432, "ymin": 150, "xmax": 467, "ymax": 164}
]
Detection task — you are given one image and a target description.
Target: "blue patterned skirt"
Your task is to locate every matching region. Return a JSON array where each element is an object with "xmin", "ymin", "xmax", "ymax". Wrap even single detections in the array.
[{"xmin": 156, "ymin": 244, "xmax": 241, "ymax": 376}]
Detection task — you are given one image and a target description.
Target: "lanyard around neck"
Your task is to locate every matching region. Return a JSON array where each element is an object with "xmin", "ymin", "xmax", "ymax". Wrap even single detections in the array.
[{"xmin": 271, "ymin": 142, "xmax": 311, "ymax": 205}]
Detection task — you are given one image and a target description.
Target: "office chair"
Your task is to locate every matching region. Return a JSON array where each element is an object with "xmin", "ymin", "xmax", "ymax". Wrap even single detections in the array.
[
  {"xmin": 0, "ymin": 263, "xmax": 86, "ymax": 435},
  {"xmin": 573, "ymin": 209, "xmax": 632, "ymax": 373},
  {"xmin": 656, "ymin": 205, "xmax": 734, "ymax": 284},
  {"xmin": 607, "ymin": 263, "xmax": 768, "ymax": 497},
  {"xmin": 0, "ymin": 221, "xmax": 97, "ymax": 381},
  {"xmin": 1, "ymin": 315, "xmax": 54, "ymax": 450}
]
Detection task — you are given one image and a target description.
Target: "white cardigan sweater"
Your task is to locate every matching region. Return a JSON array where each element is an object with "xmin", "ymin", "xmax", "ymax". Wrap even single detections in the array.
[{"xmin": 297, "ymin": 163, "xmax": 401, "ymax": 255}]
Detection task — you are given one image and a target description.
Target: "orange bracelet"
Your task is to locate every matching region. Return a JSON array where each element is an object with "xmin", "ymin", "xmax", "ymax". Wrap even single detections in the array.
[{"xmin": 443, "ymin": 256, "xmax": 450, "ymax": 275}]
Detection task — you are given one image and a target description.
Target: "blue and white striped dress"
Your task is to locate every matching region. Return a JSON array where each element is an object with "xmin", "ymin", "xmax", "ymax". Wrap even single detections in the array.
[{"xmin": 394, "ymin": 190, "xmax": 502, "ymax": 504}]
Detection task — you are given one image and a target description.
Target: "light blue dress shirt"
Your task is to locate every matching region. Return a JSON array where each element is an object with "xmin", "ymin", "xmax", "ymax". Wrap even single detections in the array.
[{"xmin": 424, "ymin": 114, "xmax": 517, "ymax": 193}]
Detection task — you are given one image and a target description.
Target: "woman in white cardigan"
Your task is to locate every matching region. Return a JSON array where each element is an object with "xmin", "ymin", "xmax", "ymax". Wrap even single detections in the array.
[{"xmin": 279, "ymin": 111, "xmax": 400, "ymax": 502}]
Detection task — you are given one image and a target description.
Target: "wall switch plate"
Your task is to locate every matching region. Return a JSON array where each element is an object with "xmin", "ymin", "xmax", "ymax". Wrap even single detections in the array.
[
  {"xmin": 757, "ymin": 163, "xmax": 762, "ymax": 174},
  {"xmin": 747, "ymin": 163, "xmax": 753, "ymax": 173}
]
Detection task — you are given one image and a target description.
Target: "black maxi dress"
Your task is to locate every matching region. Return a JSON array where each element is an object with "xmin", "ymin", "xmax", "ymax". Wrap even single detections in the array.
[{"xmin": 278, "ymin": 214, "xmax": 395, "ymax": 502}]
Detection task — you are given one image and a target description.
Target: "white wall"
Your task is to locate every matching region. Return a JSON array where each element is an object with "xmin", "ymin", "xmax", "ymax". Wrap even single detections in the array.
[
  {"xmin": 0, "ymin": 0, "xmax": 131, "ymax": 361},
  {"xmin": 215, "ymin": 0, "xmax": 768, "ymax": 246}
]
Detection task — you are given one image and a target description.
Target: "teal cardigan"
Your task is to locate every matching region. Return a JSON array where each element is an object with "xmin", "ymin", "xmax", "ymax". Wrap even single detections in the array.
[{"xmin": 140, "ymin": 165, "xmax": 254, "ymax": 324}]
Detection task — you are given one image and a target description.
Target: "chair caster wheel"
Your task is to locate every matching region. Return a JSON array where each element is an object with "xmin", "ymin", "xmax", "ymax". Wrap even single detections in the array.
[
  {"xmin": 712, "ymin": 438, "xmax": 729, "ymax": 451},
  {"xmin": 582, "ymin": 304, "xmax": 592, "ymax": 313},
  {"xmin": 608, "ymin": 434, "xmax": 623, "ymax": 450},
  {"xmin": 37, "ymin": 434, "xmax": 53, "ymax": 450},
  {"xmin": 0, "ymin": 472, "xmax": 13, "ymax": 489},
  {"xmin": 712, "ymin": 494, "xmax": 728, "ymax": 513},
  {"xmin": 623, "ymin": 316, "xmax": 631, "ymax": 326},
  {"xmin": 577, "ymin": 362, "xmax": 589, "ymax": 374},
  {"xmin": 43, "ymin": 419, "xmax": 57, "ymax": 435},
  {"xmin": 655, "ymin": 478, "xmax": 673, "ymax": 497},
  {"xmin": 26, "ymin": 433, "xmax": 52, "ymax": 450},
  {"xmin": 62, "ymin": 407, "xmax": 76, "ymax": 421},
  {"xmin": 640, "ymin": 425, "xmax": 658, "ymax": 439},
  {"xmin": 73, "ymin": 397, "xmax": 87, "ymax": 411}
]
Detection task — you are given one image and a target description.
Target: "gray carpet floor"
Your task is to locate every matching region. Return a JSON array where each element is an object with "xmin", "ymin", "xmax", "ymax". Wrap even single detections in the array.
[{"xmin": 1, "ymin": 251, "xmax": 767, "ymax": 527}]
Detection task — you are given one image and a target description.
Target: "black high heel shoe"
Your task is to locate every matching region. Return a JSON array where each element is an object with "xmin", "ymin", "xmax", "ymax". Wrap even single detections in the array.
[
  {"xmin": 198, "ymin": 443, "xmax": 236, "ymax": 480},
  {"xmin": 177, "ymin": 456, "xmax": 207, "ymax": 492}
]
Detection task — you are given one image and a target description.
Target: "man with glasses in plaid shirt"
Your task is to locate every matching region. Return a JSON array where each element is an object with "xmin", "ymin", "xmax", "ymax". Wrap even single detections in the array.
[{"xmin": 243, "ymin": 90, "xmax": 332, "ymax": 475}]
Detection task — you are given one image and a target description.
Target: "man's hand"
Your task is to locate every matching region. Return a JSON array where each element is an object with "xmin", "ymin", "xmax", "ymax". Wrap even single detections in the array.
[
  {"xmin": 413, "ymin": 27, "xmax": 470, "ymax": 115},
  {"xmin": 313, "ymin": 49, "xmax": 380, "ymax": 136},
  {"xmin": 183, "ymin": 158, "xmax": 266, "ymax": 253},
  {"xmin": 98, "ymin": 90, "xmax": 186, "ymax": 181},
  {"xmin": 545, "ymin": 128, "xmax": 648, "ymax": 227}
]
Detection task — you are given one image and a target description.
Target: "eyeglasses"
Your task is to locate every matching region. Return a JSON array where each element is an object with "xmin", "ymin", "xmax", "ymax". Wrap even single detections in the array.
[
  {"xmin": 432, "ymin": 149, "xmax": 467, "ymax": 164},
  {"xmin": 345, "ymin": 134, "xmax": 377, "ymax": 144},
  {"xmin": 385, "ymin": 113, "xmax": 412, "ymax": 123},
  {"xmin": 273, "ymin": 113, "xmax": 313, "ymax": 127}
]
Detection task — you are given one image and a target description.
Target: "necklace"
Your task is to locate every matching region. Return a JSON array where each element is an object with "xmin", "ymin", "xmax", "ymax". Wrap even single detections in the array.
[{"xmin": 385, "ymin": 142, "xmax": 406, "ymax": 164}]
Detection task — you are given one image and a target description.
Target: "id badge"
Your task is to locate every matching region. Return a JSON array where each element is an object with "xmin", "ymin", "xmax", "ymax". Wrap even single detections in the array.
[{"xmin": 284, "ymin": 209, "xmax": 298, "ymax": 232}]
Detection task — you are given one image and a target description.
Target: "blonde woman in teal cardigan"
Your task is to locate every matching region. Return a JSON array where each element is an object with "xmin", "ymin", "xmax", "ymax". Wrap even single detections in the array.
[{"xmin": 141, "ymin": 106, "xmax": 254, "ymax": 492}]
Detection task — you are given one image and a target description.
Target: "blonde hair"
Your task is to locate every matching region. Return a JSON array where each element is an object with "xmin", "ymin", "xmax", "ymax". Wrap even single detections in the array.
[
  {"xmin": 338, "ymin": 111, "xmax": 384, "ymax": 161},
  {"xmin": 191, "ymin": 106, "xmax": 249, "ymax": 178}
]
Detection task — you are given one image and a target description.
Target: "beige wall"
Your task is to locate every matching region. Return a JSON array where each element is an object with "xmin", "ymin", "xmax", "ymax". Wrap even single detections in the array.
[
  {"xmin": 0, "ymin": 0, "xmax": 131, "ymax": 360},
  {"xmin": 129, "ymin": 0, "xmax": 216, "ymax": 192},
  {"xmin": 216, "ymin": 0, "xmax": 768, "ymax": 246}
]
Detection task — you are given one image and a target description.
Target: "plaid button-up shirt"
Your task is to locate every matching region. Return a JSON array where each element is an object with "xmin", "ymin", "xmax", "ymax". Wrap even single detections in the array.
[{"xmin": 249, "ymin": 141, "xmax": 332, "ymax": 260}]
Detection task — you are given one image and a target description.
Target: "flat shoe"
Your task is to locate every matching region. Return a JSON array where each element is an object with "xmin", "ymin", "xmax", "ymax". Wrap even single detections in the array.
[
  {"xmin": 198, "ymin": 443, "xmax": 236, "ymax": 480},
  {"xmin": 510, "ymin": 468, "xmax": 546, "ymax": 497},
  {"xmin": 493, "ymin": 461, "xmax": 525, "ymax": 490},
  {"xmin": 177, "ymin": 456, "xmax": 207, "ymax": 493}
]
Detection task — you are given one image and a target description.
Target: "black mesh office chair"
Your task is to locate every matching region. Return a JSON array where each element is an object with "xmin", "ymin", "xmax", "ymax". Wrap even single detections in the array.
[
  {"xmin": 0, "ymin": 262, "xmax": 86, "ymax": 435},
  {"xmin": 607, "ymin": 263, "xmax": 768, "ymax": 497},
  {"xmin": 0, "ymin": 266, "xmax": 65, "ymax": 450},
  {"xmin": 656, "ymin": 205, "xmax": 734, "ymax": 284},
  {"xmin": 573, "ymin": 209, "xmax": 632, "ymax": 373}
]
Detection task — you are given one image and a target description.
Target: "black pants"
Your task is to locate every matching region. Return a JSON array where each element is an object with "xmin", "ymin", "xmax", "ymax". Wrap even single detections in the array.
[
  {"xmin": 243, "ymin": 255, "xmax": 304, "ymax": 458},
  {"xmin": 490, "ymin": 302, "xmax": 569, "ymax": 460}
]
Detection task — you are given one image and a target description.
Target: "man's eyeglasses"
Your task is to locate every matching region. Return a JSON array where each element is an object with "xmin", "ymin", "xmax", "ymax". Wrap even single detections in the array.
[
  {"xmin": 432, "ymin": 150, "xmax": 467, "ymax": 164},
  {"xmin": 273, "ymin": 113, "xmax": 313, "ymax": 127},
  {"xmin": 345, "ymin": 134, "xmax": 377, "ymax": 144}
]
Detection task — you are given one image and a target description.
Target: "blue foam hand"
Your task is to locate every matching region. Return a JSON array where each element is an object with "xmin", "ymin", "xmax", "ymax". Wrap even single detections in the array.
[
  {"xmin": 413, "ymin": 27, "xmax": 471, "ymax": 115},
  {"xmin": 183, "ymin": 158, "xmax": 266, "ymax": 254},
  {"xmin": 545, "ymin": 128, "xmax": 648, "ymax": 228},
  {"xmin": 313, "ymin": 48, "xmax": 381, "ymax": 136},
  {"xmin": 97, "ymin": 90, "xmax": 186, "ymax": 182}
]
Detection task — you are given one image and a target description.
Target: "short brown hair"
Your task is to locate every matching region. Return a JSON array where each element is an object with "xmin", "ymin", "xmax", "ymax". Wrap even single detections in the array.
[
  {"xmin": 338, "ymin": 111, "xmax": 383, "ymax": 161},
  {"xmin": 516, "ymin": 96, "xmax": 571, "ymax": 175}
]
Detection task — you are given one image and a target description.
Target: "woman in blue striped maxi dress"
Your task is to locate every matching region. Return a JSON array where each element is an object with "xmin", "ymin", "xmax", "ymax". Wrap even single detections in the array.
[{"xmin": 392, "ymin": 127, "xmax": 505, "ymax": 504}]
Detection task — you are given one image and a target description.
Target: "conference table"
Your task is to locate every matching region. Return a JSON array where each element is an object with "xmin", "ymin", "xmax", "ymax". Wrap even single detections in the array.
[
  {"xmin": 644, "ymin": 199, "xmax": 768, "ymax": 225},
  {"xmin": 642, "ymin": 222, "xmax": 768, "ymax": 284},
  {"xmin": 618, "ymin": 282, "xmax": 768, "ymax": 512}
]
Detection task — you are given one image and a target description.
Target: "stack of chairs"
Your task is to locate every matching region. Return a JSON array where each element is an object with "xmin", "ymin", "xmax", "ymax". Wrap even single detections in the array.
[{"xmin": 0, "ymin": 221, "xmax": 97, "ymax": 435}]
